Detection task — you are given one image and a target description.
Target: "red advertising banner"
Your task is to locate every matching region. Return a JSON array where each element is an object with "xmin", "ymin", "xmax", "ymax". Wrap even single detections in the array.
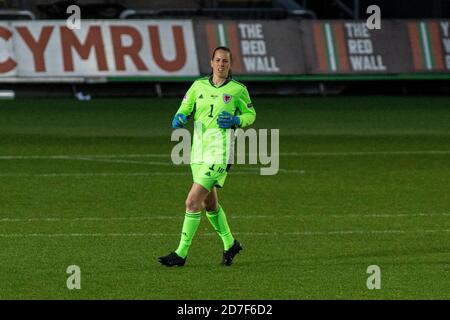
[
  {"xmin": 0, "ymin": 22, "xmax": 17, "ymax": 76},
  {"xmin": 0, "ymin": 20, "xmax": 199, "ymax": 77}
]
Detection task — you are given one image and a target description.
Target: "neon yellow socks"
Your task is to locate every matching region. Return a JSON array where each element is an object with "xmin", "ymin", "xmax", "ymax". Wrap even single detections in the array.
[
  {"xmin": 206, "ymin": 205, "xmax": 235, "ymax": 250},
  {"xmin": 174, "ymin": 206, "xmax": 234, "ymax": 258},
  {"xmin": 175, "ymin": 211, "xmax": 201, "ymax": 258}
]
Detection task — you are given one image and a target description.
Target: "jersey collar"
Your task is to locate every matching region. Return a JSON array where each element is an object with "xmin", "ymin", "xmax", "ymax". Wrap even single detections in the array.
[{"xmin": 208, "ymin": 74, "xmax": 231, "ymax": 88}]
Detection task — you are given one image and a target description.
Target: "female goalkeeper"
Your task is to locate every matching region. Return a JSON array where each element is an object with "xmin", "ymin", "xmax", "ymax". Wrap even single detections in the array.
[{"xmin": 158, "ymin": 46, "xmax": 256, "ymax": 267}]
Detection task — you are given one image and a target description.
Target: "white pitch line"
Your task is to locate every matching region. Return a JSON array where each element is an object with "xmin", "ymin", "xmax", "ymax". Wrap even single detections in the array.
[
  {"xmin": 0, "ymin": 229, "xmax": 449, "ymax": 238},
  {"xmin": 1, "ymin": 213, "xmax": 448, "ymax": 223},
  {"xmin": 0, "ymin": 169, "xmax": 306, "ymax": 178},
  {"xmin": 330, "ymin": 213, "xmax": 450, "ymax": 218},
  {"xmin": 0, "ymin": 150, "xmax": 449, "ymax": 160},
  {"xmin": 0, "ymin": 233, "xmax": 176, "ymax": 238},
  {"xmin": 0, "ymin": 154, "xmax": 170, "ymax": 160},
  {"xmin": 0, "ymin": 216, "xmax": 178, "ymax": 222},
  {"xmin": 68, "ymin": 156, "xmax": 173, "ymax": 166},
  {"xmin": 0, "ymin": 155, "xmax": 173, "ymax": 166},
  {"xmin": 286, "ymin": 229, "xmax": 450, "ymax": 235},
  {"xmin": 277, "ymin": 168, "xmax": 306, "ymax": 174},
  {"xmin": 279, "ymin": 150, "xmax": 450, "ymax": 156},
  {"xmin": 0, "ymin": 172, "xmax": 190, "ymax": 177}
]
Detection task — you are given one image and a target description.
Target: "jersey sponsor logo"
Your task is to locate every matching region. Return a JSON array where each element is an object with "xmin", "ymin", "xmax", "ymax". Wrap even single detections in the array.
[
  {"xmin": 205, "ymin": 171, "xmax": 211, "ymax": 176},
  {"xmin": 247, "ymin": 103, "xmax": 253, "ymax": 108},
  {"xmin": 223, "ymin": 94, "xmax": 232, "ymax": 104},
  {"xmin": 199, "ymin": 94, "xmax": 204, "ymax": 99},
  {"xmin": 210, "ymin": 94, "xmax": 218, "ymax": 100}
]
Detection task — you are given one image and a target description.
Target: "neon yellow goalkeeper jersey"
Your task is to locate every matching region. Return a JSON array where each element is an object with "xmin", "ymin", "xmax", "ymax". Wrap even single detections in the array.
[{"xmin": 175, "ymin": 75, "xmax": 256, "ymax": 165}]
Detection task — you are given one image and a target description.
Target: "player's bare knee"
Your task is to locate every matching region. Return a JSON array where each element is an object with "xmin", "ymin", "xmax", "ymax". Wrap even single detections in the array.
[{"xmin": 185, "ymin": 198, "xmax": 201, "ymax": 212}]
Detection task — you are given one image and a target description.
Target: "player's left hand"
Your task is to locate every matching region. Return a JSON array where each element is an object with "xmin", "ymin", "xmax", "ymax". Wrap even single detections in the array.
[{"xmin": 217, "ymin": 111, "xmax": 240, "ymax": 129}]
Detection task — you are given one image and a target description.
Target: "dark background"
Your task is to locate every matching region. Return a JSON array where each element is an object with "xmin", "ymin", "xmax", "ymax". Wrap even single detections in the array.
[{"xmin": 0, "ymin": 0, "xmax": 448, "ymax": 19}]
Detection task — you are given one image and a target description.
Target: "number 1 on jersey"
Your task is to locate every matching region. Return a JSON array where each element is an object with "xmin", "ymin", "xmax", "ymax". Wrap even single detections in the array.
[{"xmin": 208, "ymin": 104, "xmax": 214, "ymax": 117}]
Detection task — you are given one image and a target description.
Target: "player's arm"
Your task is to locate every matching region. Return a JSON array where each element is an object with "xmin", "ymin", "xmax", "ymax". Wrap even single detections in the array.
[
  {"xmin": 172, "ymin": 82, "xmax": 197, "ymax": 128},
  {"xmin": 176, "ymin": 82, "xmax": 197, "ymax": 117},
  {"xmin": 235, "ymin": 86, "xmax": 256, "ymax": 128}
]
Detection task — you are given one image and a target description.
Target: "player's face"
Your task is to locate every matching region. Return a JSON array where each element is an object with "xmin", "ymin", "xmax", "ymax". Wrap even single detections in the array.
[{"xmin": 210, "ymin": 50, "xmax": 231, "ymax": 79}]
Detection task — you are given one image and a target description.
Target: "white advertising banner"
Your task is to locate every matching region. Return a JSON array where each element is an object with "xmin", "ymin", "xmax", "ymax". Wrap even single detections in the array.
[
  {"xmin": 0, "ymin": 20, "xmax": 199, "ymax": 77},
  {"xmin": 0, "ymin": 22, "xmax": 17, "ymax": 77}
]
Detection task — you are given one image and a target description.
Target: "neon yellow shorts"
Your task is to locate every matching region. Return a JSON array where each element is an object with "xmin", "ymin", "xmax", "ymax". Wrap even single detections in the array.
[{"xmin": 191, "ymin": 163, "xmax": 228, "ymax": 192}]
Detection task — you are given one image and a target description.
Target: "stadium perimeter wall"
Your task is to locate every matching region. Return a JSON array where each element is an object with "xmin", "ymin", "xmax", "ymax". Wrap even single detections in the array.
[{"xmin": 0, "ymin": 19, "xmax": 449, "ymax": 96}]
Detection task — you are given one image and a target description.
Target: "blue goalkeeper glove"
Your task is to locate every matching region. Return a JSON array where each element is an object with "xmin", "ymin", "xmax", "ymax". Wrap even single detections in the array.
[
  {"xmin": 217, "ymin": 111, "xmax": 240, "ymax": 129},
  {"xmin": 171, "ymin": 113, "xmax": 187, "ymax": 128}
]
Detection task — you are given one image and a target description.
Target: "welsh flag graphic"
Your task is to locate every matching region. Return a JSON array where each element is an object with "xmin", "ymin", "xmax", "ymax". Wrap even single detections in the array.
[
  {"xmin": 313, "ymin": 22, "xmax": 349, "ymax": 72},
  {"xmin": 205, "ymin": 22, "xmax": 243, "ymax": 72},
  {"xmin": 408, "ymin": 21, "xmax": 445, "ymax": 71}
]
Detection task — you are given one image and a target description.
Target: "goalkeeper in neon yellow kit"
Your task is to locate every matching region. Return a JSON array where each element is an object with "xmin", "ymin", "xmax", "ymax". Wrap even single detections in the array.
[{"xmin": 158, "ymin": 46, "xmax": 256, "ymax": 267}]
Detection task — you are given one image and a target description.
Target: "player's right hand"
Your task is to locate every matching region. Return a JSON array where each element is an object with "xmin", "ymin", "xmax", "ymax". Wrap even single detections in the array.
[{"xmin": 171, "ymin": 113, "xmax": 187, "ymax": 128}]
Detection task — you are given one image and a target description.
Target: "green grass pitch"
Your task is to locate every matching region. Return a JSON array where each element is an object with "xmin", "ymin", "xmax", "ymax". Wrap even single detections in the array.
[{"xmin": 0, "ymin": 96, "xmax": 449, "ymax": 299}]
